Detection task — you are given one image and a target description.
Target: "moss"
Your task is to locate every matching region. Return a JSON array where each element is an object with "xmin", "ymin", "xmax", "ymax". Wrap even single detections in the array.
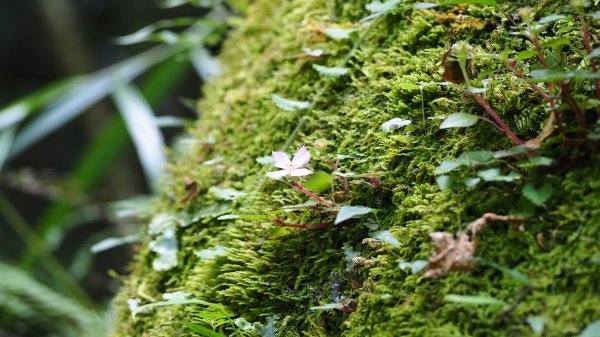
[{"xmin": 111, "ymin": 1, "xmax": 600, "ymax": 336}]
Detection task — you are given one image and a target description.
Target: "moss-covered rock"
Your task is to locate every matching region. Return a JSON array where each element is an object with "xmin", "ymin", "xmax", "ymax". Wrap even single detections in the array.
[{"xmin": 111, "ymin": 1, "xmax": 600, "ymax": 336}]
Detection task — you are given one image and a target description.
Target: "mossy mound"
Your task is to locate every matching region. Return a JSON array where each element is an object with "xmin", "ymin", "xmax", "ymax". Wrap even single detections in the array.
[{"xmin": 111, "ymin": 1, "xmax": 600, "ymax": 336}]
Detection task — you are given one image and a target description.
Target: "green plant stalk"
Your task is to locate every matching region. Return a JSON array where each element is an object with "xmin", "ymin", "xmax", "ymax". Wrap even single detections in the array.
[{"xmin": 0, "ymin": 192, "xmax": 97, "ymax": 310}]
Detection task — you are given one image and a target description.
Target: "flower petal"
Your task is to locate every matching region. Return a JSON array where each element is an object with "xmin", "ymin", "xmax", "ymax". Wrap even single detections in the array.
[
  {"xmin": 266, "ymin": 170, "xmax": 289, "ymax": 179},
  {"xmin": 291, "ymin": 146, "xmax": 311, "ymax": 168},
  {"xmin": 271, "ymin": 151, "xmax": 291, "ymax": 169},
  {"xmin": 290, "ymin": 168, "xmax": 313, "ymax": 177}
]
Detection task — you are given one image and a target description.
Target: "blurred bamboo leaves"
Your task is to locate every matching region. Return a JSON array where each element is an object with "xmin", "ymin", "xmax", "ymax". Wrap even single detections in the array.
[{"xmin": 0, "ymin": 2, "xmax": 232, "ymax": 335}]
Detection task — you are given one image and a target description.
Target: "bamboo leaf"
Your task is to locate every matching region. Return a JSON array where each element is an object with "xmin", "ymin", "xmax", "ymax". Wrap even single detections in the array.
[{"xmin": 112, "ymin": 83, "xmax": 167, "ymax": 184}]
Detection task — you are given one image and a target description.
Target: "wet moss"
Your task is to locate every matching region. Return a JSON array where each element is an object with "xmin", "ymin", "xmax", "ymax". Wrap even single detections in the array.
[{"xmin": 111, "ymin": 1, "xmax": 600, "ymax": 336}]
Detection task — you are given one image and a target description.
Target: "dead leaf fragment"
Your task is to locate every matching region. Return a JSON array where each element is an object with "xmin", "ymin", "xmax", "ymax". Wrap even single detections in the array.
[
  {"xmin": 179, "ymin": 176, "xmax": 199, "ymax": 204},
  {"xmin": 424, "ymin": 213, "xmax": 525, "ymax": 278}
]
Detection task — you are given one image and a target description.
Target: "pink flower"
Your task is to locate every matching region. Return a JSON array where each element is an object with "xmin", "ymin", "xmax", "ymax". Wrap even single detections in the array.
[{"xmin": 266, "ymin": 146, "xmax": 313, "ymax": 179}]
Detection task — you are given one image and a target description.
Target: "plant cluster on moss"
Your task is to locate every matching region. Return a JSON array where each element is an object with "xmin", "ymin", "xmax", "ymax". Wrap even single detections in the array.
[{"xmin": 111, "ymin": 0, "xmax": 600, "ymax": 336}]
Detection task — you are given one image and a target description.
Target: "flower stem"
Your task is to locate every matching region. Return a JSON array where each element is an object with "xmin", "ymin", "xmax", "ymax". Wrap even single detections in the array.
[{"xmin": 292, "ymin": 181, "xmax": 334, "ymax": 208}]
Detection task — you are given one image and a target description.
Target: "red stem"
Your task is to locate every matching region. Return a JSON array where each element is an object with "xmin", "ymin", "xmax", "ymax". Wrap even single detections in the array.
[
  {"xmin": 581, "ymin": 17, "xmax": 600, "ymax": 118},
  {"xmin": 530, "ymin": 34, "xmax": 556, "ymax": 95},
  {"xmin": 292, "ymin": 181, "xmax": 334, "ymax": 208},
  {"xmin": 369, "ymin": 176, "xmax": 381, "ymax": 189},
  {"xmin": 472, "ymin": 93, "xmax": 524, "ymax": 145},
  {"xmin": 506, "ymin": 60, "xmax": 565, "ymax": 135},
  {"xmin": 559, "ymin": 81, "xmax": 588, "ymax": 133}
]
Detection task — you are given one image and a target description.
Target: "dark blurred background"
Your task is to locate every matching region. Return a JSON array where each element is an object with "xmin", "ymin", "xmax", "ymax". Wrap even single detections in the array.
[{"xmin": 0, "ymin": 1, "xmax": 209, "ymax": 335}]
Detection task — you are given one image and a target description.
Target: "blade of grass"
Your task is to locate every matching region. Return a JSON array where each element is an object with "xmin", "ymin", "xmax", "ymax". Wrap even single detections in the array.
[
  {"xmin": 20, "ymin": 57, "xmax": 190, "ymax": 268},
  {"xmin": 0, "ymin": 192, "xmax": 97, "ymax": 310},
  {"xmin": 112, "ymin": 83, "xmax": 166, "ymax": 185}
]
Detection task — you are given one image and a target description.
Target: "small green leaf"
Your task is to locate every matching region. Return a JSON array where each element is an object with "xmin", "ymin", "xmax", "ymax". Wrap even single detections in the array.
[
  {"xmin": 366, "ymin": 0, "xmax": 402, "ymax": 14},
  {"xmin": 303, "ymin": 171, "xmax": 333, "ymax": 192},
  {"xmin": 538, "ymin": 14, "xmax": 567, "ymax": 24},
  {"xmin": 542, "ymin": 37, "xmax": 571, "ymax": 49},
  {"xmin": 370, "ymin": 230, "xmax": 400, "ymax": 247},
  {"xmin": 494, "ymin": 145, "xmax": 529, "ymax": 158},
  {"xmin": 271, "ymin": 94, "xmax": 310, "ymax": 111},
  {"xmin": 458, "ymin": 150, "xmax": 495, "ymax": 165},
  {"xmin": 509, "ymin": 196, "xmax": 537, "ymax": 218},
  {"xmin": 517, "ymin": 50, "xmax": 537, "ymax": 60},
  {"xmin": 522, "ymin": 182, "xmax": 554, "ymax": 206},
  {"xmin": 463, "ymin": 177, "xmax": 481, "ymax": 187},
  {"xmin": 588, "ymin": 48, "xmax": 600, "ymax": 59},
  {"xmin": 335, "ymin": 206, "xmax": 374, "ymax": 224},
  {"xmin": 477, "ymin": 168, "xmax": 521, "ymax": 182},
  {"xmin": 303, "ymin": 47, "xmax": 324, "ymax": 57},
  {"xmin": 481, "ymin": 260, "xmax": 532, "ymax": 286},
  {"xmin": 195, "ymin": 245, "xmax": 227, "ymax": 260},
  {"xmin": 181, "ymin": 322, "xmax": 226, "ymax": 337},
  {"xmin": 210, "ymin": 187, "xmax": 247, "ymax": 200},
  {"xmin": 313, "ymin": 64, "xmax": 349, "ymax": 78},
  {"xmin": 438, "ymin": 0, "xmax": 499, "ymax": 9},
  {"xmin": 531, "ymin": 69, "xmax": 600, "ymax": 81},
  {"xmin": 324, "ymin": 28, "xmax": 357, "ymax": 40},
  {"xmin": 439, "ymin": 112, "xmax": 480, "ymax": 129},
  {"xmin": 445, "ymin": 294, "xmax": 507, "ymax": 306},
  {"xmin": 527, "ymin": 316, "xmax": 547, "ymax": 336},
  {"xmin": 436, "ymin": 175, "xmax": 455, "ymax": 190},
  {"xmin": 191, "ymin": 203, "xmax": 232, "ymax": 221},
  {"xmin": 413, "ymin": 3, "xmax": 439, "ymax": 9},
  {"xmin": 310, "ymin": 303, "xmax": 345, "ymax": 310},
  {"xmin": 434, "ymin": 160, "xmax": 463, "ymax": 175},
  {"xmin": 133, "ymin": 294, "xmax": 215, "ymax": 318},
  {"xmin": 580, "ymin": 320, "xmax": 600, "ymax": 337},
  {"xmin": 518, "ymin": 156, "xmax": 553, "ymax": 168},
  {"xmin": 398, "ymin": 260, "xmax": 428, "ymax": 274},
  {"xmin": 397, "ymin": 83, "xmax": 421, "ymax": 91}
]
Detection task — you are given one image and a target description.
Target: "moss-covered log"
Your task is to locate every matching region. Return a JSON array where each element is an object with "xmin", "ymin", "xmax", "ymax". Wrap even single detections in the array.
[{"xmin": 111, "ymin": 1, "xmax": 600, "ymax": 336}]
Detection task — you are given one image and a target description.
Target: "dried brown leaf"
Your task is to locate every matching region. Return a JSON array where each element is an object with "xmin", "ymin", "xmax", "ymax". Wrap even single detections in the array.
[{"xmin": 424, "ymin": 213, "xmax": 525, "ymax": 278}]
